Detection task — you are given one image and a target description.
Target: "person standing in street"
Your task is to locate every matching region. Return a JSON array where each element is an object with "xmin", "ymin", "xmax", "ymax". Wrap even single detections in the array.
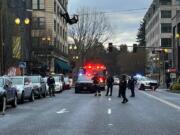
[
  {"xmin": 165, "ymin": 77, "xmax": 171, "ymax": 89},
  {"xmin": 128, "ymin": 76, "xmax": 136, "ymax": 97},
  {"xmin": 47, "ymin": 74, "xmax": 55, "ymax": 97},
  {"xmin": 106, "ymin": 74, "xmax": 114, "ymax": 96},
  {"xmin": 120, "ymin": 75, "xmax": 128, "ymax": 103},
  {"xmin": 92, "ymin": 74, "xmax": 101, "ymax": 96},
  {"xmin": 118, "ymin": 77, "xmax": 122, "ymax": 98}
]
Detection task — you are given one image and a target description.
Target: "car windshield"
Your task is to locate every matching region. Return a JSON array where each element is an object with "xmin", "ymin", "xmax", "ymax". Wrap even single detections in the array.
[
  {"xmin": 11, "ymin": 78, "xmax": 23, "ymax": 85},
  {"xmin": 77, "ymin": 75, "xmax": 92, "ymax": 82},
  {"xmin": 30, "ymin": 76, "xmax": 40, "ymax": 83},
  {"xmin": 0, "ymin": 78, "xmax": 4, "ymax": 87},
  {"xmin": 54, "ymin": 77, "xmax": 59, "ymax": 82}
]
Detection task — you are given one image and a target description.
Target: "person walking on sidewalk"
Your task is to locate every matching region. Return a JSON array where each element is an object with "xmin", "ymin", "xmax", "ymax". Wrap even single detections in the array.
[
  {"xmin": 106, "ymin": 74, "xmax": 114, "ymax": 96},
  {"xmin": 120, "ymin": 75, "xmax": 128, "ymax": 103}
]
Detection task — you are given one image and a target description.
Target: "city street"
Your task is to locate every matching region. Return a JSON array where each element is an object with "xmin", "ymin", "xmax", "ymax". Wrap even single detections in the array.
[{"xmin": 0, "ymin": 86, "xmax": 179, "ymax": 135}]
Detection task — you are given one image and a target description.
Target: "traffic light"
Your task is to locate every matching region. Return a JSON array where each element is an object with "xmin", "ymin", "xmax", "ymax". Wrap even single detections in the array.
[
  {"xmin": 108, "ymin": 43, "xmax": 113, "ymax": 52},
  {"xmin": 133, "ymin": 44, "xmax": 138, "ymax": 53}
]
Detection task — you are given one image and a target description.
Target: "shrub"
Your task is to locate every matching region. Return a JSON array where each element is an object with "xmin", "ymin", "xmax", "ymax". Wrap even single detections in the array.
[{"xmin": 171, "ymin": 83, "xmax": 180, "ymax": 91}]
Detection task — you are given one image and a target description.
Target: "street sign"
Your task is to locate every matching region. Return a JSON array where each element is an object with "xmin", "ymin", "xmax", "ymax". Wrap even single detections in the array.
[
  {"xmin": 170, "ymin": 73, "xmax": 176, "ymax": 79},
  {"xmin": 19, "ymin": 62, "xmax": 26, "ymax": 68}
]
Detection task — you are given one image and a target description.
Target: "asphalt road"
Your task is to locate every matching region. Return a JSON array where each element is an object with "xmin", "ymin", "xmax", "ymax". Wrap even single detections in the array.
[{"xmin": 0, "ymin": 86, "xmax": 180, "ymax": 135}]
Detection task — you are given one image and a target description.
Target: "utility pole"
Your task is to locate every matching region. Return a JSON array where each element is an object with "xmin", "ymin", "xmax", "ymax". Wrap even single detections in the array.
[{"xmin": 0, "ymin": 0, "xmax": 4, "ymax": 75}]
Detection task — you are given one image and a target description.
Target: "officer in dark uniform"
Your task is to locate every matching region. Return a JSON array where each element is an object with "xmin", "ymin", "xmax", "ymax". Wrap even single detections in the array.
[
  {"xmin": 120, "ymin": 75, "xmax": 128, "ymax": 103},
  {"xmin": 92, "ymin": 74, "xmax": 101, "ymax": 96},
  {"xmin": 47, "ymin": 74, "xmax": 55, "ymax": 97},
  {"xmin": 106, "ymin": 75, "xmax": 114, "ymax": 96},
  {"xmin": 118, "ymin": 77, "xmax": 122, "ymax": 98},
  {"xmin": 128, "ymin": 76, "xmax": 136, "ymax": 97}
]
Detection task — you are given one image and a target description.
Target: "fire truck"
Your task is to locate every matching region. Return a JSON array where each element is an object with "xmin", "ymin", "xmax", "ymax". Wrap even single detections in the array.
[{"xmin": 81, "ymin": 63, "xmax": 107, "ymax": 90}]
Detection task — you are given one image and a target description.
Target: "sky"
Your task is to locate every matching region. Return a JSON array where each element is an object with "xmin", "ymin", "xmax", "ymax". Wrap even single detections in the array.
[{"xmin": 68, "ymin": 0, "xmax": 152, "ymax": 46}]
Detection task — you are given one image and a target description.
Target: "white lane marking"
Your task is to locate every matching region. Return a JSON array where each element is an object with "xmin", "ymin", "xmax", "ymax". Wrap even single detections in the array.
[
  {"xmin": 56, "ymin": 108, "xmax": 69, "ymax": 114},
  {"xmin": 108, "ymin": 98, "xmax": 111, "ymax": 101},
  {"xmin": 140, "ymin": 91, "xmax": 180, "ymax": 111},
  {"xmin": 108, "ymin": 109, "xmax": 112, "ymax": 114},
  {"xmin": 108, "ymin": 124, "xmax": 113, "ymax": 126}
]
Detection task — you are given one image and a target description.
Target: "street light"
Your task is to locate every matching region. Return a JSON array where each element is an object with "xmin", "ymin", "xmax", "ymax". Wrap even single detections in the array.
[
  {"xmin": 15, "ymin": 17, "xmax": 30, "ymax": 25},
  {"xmin": 24, "ymin": 18, "xmax": 30, "ymax": 25},
  {"xmin": 15, "ymin": 18, "xmax": 21, "ymax": 25},
  {"xmin": 74, "ymin": 46, "xmax": 77, "ymax": 50}
]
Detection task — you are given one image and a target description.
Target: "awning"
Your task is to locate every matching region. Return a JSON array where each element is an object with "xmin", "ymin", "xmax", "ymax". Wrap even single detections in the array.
[{"xmin": 55, "ymin": 59, "xmax": 71, "ymax": 71}]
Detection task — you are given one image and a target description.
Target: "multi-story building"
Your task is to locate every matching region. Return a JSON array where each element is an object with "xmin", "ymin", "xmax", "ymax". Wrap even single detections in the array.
[
  {"xmin": 0, "ymin": 0, "xmax": 32, "ymax": 75},
  {"xmin": 31, "ymin": 0, "xmax": 71, "ymax": 74},
  {"xmin": 144, "ymin": 0, "xmax": 180, "ymax": 84},
  {"xmin": 172, "ymin": 5, "xmax": 180, "ymax": 77}
]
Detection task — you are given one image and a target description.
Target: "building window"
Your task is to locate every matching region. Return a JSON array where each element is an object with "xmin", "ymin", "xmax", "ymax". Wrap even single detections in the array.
[
  {"xmin": 161, "ymin": 23, "xmax": 171, "ymax": 33},
  {"xmin": 161, "ymin": 10, "xmax": 171, "ymax": 18},
  {"xmin": 54, "ymin": 0, "xmax": 56, "ymax": 13},
  {"xmin": 54, "ymin": 38, "xmax": 57, "ymax": 46},
  {"xmin": 159, "ymin": 0, "xmax": 172, "ymax": 5},
  {"xmin": 161, "ymin": 38, "xmax": 172, "ymax": 47},
  {"xmin": 54, "ymin": 20, "xmax": 56, "ymax": 32},
  {"xmin": 32, "ymin": 17, "xmax": 46, "ymax": 29},
  {"xmin": 177, "ymin": 0, "xmax": 180, "ymax": 5},
  {"xmin": 32, "ymin": 37, "xmax": 42, "ymax": 46},
  {"xmin": 57, "ymin": 23, "xmax": 60, "ymax": 34},
  {"xmin": 32, "ymin": 0, "xmax": 45, "ymax": 10}
]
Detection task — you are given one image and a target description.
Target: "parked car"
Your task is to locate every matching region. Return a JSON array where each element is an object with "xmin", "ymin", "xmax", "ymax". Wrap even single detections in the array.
[
  {"xmin": 54, "ymin": 76, "xmax": 63, "ymax": 92},
  {"xmin": 75, "ymin": 75, "xmax": 95, "ymax": 93},
  {"xmin": 63, "ymin": 77, "xmax": 71, "ymax": 90},
  {"xmin": 11, "ymin": 76, "xmax": 34, "ymax": 103},
  {"xmin": 135, "ymin": 76, "xmax": 158, "ymax": 90},
  {"xmin": 0, "ymin": 77, "xmax": 18, "ymax": 112},
  {"xmin": 113, "ymin": 77, "xmax": 120, "ymax": 85},
  {"xmin": 29, "ymin": 75, "xmax": 47, "ymax": 98}
]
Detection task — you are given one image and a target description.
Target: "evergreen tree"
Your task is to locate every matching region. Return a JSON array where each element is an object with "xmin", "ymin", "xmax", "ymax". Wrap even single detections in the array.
[{"xmin": 137, "ymin": 19, "xmax": 146, "ymax": 46}]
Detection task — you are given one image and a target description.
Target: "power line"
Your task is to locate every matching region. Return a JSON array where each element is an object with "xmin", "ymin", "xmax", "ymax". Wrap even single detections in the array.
[{"xmin": 76, "ymin": 7, "xmax": 148, "ymax": 16}]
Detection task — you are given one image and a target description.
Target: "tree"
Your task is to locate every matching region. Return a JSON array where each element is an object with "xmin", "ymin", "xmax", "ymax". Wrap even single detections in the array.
[
  {"xmin": 69, "ymin": 7, "xmax": 112, "ymax": 65},
  {"xmin": 137, "ymin": 19, "xmax": 146, "ymax": 46}
]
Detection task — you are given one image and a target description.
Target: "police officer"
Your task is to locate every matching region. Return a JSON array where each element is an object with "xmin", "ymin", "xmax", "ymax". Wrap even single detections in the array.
[
  {"xmin": 47, "ymin": 74, "xmax": 55, "ymax": 97},
  {"xmin": 128, "ymin": 76, "xmax": 136, "ymax": 97},
  {"xmin": 92, "ymin": 74, "xmax": 101, "ymax": 96},
  {"xmin": 118, "ymin": 77, "xmax": 122, "ymax": 98},
  {"xmin": 106, "ymin": 74, "xmax": 114, "ymax": 96},
  {"xmin": 120, "ymin": 75, "xmax": 128, "ymax": 103}
]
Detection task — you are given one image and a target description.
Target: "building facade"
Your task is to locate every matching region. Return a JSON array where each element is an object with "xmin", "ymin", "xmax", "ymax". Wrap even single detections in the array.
[
  {"xmin": 0, "ymin": 0, "xmax": 32, "ymax": 75},
  {"xmin": 31, "ymin": 0, "xmax": 70, "ymax": 75},
  {"xmin": 144, "ymin": 0, "xmax": 180, "ymax": 84},
  {"xmin": 172, "ymin": 9, "xmax": 180, "ymax": 77}
]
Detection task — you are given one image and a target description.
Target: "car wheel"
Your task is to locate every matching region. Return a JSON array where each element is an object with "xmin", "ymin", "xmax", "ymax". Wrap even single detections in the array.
[
  {"xmin": 43, "ymin": 90, "xmax": 47, "ymax": 98},
  {"xmin": 38, "ymin": 89, "xmax": 41, "ymax": 99},
  {"xmin": 29, "ymin": 91, "xmax": 35, "ymax": 102},
  {"xmin": 75, "ymin": 89, "xmax": 79, "ymax": 93},
  {"xmin": 21, "ymin": 92, "xmax": 25, "ymax": 104},
  {"xmin": 12, "ymin": 95, "xmax": 17, "ymax": 107},
  {"xmin": 0, "ymin": 96, "xmax": 6, "ymax": 113},
  {"xmin": 139, "ymin": 84, "xmax": 145, "ymax": 91}
]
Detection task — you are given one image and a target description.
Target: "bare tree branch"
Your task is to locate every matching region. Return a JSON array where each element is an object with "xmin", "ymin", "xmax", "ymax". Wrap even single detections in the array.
[{"xmin": 69, "ymin": 7, "xmax": 112, "ymax": 64}]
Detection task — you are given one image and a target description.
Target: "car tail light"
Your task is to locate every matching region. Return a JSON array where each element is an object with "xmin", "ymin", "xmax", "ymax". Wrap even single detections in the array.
[{"xmin": 99, "ymin": 77, "xmax": 104, "ymax": 83}]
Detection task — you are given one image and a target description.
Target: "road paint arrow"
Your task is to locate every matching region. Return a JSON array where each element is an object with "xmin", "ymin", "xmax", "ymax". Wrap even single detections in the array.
[
  {"xmin": 108, "ymin": 108, "xmax": 112, "ymax": 114},
  {"xmin": 56, "ymin": 108, "xmax": 69, "ymax": 114}
]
